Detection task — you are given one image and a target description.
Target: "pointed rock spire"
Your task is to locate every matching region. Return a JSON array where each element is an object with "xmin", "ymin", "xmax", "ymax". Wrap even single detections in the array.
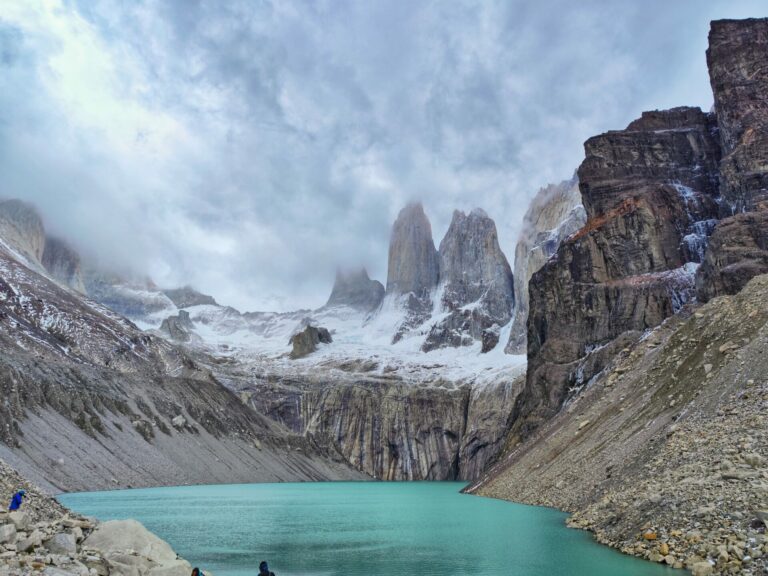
[{"xmin": 386, "ymin": 203, "xmax": 439, "ymax": 297}]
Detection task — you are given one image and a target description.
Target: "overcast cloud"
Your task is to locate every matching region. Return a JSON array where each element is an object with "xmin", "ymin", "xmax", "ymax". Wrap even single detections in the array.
[{"xmin": 0, "ymin": 0, "xmax": 764, "ymax": 311}]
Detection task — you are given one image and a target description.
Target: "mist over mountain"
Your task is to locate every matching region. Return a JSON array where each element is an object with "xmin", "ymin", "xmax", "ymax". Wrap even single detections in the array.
[{"xmin": 3, "ymin": 0, "xmax": 765, "ymax": 311}]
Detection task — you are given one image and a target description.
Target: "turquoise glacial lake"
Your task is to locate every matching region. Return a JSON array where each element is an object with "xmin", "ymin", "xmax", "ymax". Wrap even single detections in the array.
[{"xmin": 60, "ymin": 482, "xmax": 680, "ymax": 576}]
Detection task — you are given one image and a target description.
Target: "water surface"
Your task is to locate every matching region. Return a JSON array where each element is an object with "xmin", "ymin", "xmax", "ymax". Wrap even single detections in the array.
[{"xmin": 60, "ymin": 482, "xmax": 679, "ymax": 576}]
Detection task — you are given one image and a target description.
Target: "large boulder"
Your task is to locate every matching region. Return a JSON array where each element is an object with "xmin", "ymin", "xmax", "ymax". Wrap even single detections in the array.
[
  {"xmin": 45, "ymin": 532, "xmax": 77, "ymax": 555},
  {"xmin": 83, "ymin": 520, "xmax": 181, "ymax": 567},
  {"xmin": 289, "ymin": 325, "xmax": 332, "ymax": 359},
  {"xmin": 9, "ymin": 511, "xmax": 31, "ymax": 531},
  {"xmin": 0, "ymin": 523, "xmax": 16, "ymax": 545}
]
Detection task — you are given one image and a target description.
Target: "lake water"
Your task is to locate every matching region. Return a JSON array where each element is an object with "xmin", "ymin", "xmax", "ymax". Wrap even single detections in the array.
[{"xmin": 60, "ymin": 482, "xmax": 680, "ymax": 576}]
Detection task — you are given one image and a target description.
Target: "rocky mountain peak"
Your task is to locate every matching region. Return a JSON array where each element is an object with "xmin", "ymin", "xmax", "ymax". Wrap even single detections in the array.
[
  {"xmin": 0, "ymin": 199, "xmax": 46, "ymax": 268},
  {"xmin": 385, "ymin": 202, "xmax": 439, "ymax": 297},
  {"xmin": 422, "ymin": 208, "xmax": 514, "ymax": 352},
  {"xmin": 325, "ymin": 267, "xmax": 385, "ymax": 313}
]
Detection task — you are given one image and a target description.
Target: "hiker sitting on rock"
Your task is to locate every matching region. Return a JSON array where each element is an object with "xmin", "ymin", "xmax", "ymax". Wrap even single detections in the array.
[
  {"xmin": 258, "ymin": 560, "xmax": 275, "ymax": 576},
  {"xmin": 8, "ymin": 489, "xmax": 25, "ymax": 511}
]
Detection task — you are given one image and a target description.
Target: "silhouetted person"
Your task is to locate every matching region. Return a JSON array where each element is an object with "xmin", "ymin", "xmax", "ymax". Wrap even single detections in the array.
[
  {"xmin": 258, "ymin": 561, "xmax": 275, "ymax": 576},
  {"xmin": 191, "ymin": 568, "xmax": 204, "ymax": 576},
  {"xmin": 8, "ymin": 490, "xmax": 25, "ymax": 511}
]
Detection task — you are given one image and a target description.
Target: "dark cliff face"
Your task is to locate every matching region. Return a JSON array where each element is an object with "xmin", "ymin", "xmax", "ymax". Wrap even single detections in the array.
[
  {"xmin": 423, "ymin": 209, "xmax": 514, "ymax": 352},
  {"xmin": 696, "ymin": 19, "xmax": 768, "ymax": 301},
  {"xmin": 512, "ymin": 107, "xmax": 722, "ymax": 440},
  {"xmin": 242, "ymin": 374, "xmax": 522, "ymax": 481},
  {"xmin": 324, "ymin": 267, "xmax": 384, "ymax": 313},
  {"xmin": 707, "ymin": 18, "xmax": 768, "ymax": 212}
]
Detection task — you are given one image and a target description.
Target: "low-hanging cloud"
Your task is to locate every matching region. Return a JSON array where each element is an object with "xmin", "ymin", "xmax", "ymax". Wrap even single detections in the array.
[{"xmin": 0, "ymin": 0, "xmax": 764, "ymax": 311}]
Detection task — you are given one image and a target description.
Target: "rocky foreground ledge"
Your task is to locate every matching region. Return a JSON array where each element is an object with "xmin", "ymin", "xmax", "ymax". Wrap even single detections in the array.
[{"xmin": 0, "ymin": 460, "xmax": 191, "ymax": 576}]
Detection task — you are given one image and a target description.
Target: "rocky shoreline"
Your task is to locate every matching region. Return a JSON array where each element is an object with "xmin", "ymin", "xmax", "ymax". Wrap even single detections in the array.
[{"xmin": 0, "ymin": 460, "xmax": 193, "ymax": 576}]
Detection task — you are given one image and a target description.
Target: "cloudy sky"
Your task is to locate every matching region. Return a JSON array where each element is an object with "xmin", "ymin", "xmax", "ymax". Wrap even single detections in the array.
[{"xmin": 0, "ymin": 0, "xmax": 764, "ymax": 311}]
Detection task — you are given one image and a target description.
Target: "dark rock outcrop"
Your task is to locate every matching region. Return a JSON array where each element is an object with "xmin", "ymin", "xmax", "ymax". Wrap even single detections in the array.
[
  {"xmin": 707, "ymin": 18, "xmax": 768, "ymax": 211},
  {"xmin": 324, "ymin": 267, "xmax": 384, "ymax": 313},
  {"xmin": 695, "ymin": 19, "xmax": 768, "ymax": 302},
  {"xmin": 162, "ymin": 286, "xmax": 217, "ymax": 309},
  {"xmin": 41, "ymin": 237, "xmax": 86, "ymax": 294},
  {"xmin": 159, "ymin": 310, "xmax": 194, "ymax": 342},
  {"xmin": 512, "ymin": 106, "xmax": 722, "ymax": 441},
  {"xmin": 423, "ymin": 209, "xmax": 514, "ymax": 352},
  {"xmin": 696, "ymin": 210, "xmax": 768, "ymax": 301},
  {"xmin": 385, "ymin": 203, "xmax": 439, "ymax": 342},
  {"xmin": 289, "ymin": 325, "xmax": 332, "ymax": 359},
  {"xmin": 506, "ymin": 176, "xmax": 586, "ymax": 354}
]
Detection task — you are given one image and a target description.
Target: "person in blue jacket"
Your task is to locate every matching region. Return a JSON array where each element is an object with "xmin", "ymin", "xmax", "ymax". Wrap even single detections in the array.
[{"xmin": 8, "ymin": 489, "xmax": 26, "ymax": 511}]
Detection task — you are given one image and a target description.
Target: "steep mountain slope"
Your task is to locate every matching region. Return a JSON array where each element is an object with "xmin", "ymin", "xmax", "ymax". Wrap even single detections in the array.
[
  {"xmin": 506, "ymin": 176, "xmax": 586, "ymax": 353},
  {"xmin": 0, "ymin": 226, "xmax": 364, "ymax": 492},
  {"xmin": 469, "ymin": 274, "xmax": 768, "ymax": 575}
]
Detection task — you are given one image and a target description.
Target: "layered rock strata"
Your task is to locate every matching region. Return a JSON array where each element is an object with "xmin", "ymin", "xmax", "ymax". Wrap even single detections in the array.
[
  {"xmin": 506, "ymin": 176, "xmax": 586, "ymax": 353},
  {"xmin": 423, "ymin": 209, "xmax": 514, "ymax": 352},
  {"xmin": 695, "ymin": 19, "xmax": 768, "ymax": 302},
  {"xmin": 240, "ymin": 373, "xmax": 523, "ymax": 482},
  {"xmin": 512, "ymin": 106, "xmax": 722, "ymax": 440}
]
